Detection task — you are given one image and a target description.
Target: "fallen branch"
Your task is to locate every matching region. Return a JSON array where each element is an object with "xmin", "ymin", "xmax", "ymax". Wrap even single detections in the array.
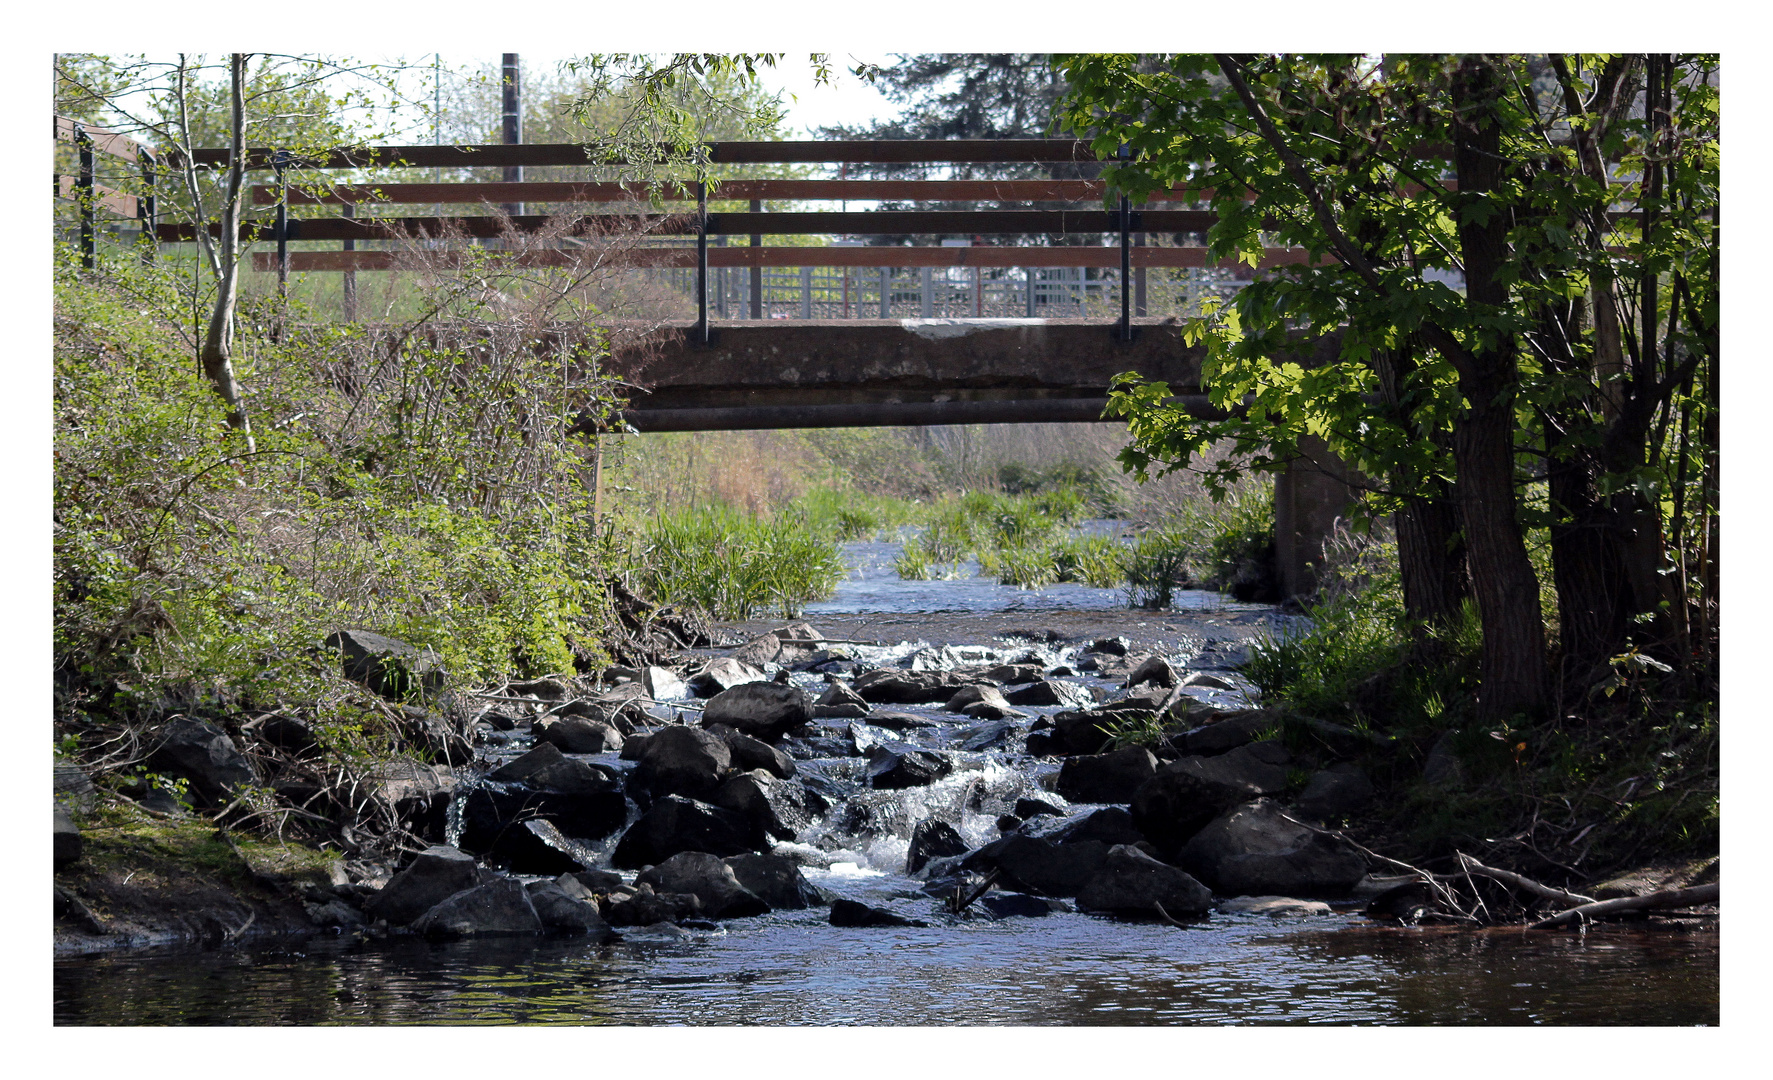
[
  {"xmin": 1456, "ymin": 852, "xmax": 1596, "ymax": 908},
  {"xmin": 1277, "ymin": 811, "xmax": 1472, "ymax": 918},
  {"xmin": 1528, "ymin": 883, "xmax": 1719, "ymax": 929},
  {"xmin": 951, "ymin": 869, "xmax": 1002, "ymax": 915},
  {"xmin": 1152, "ymin": 901, "xmax": 1191, "ymax": 928}
]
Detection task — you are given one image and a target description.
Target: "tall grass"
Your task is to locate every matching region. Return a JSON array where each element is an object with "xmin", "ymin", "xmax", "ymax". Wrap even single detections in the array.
[{"xmin": 628, "ymin": 505, "xmax": 844, "ymax": 619}]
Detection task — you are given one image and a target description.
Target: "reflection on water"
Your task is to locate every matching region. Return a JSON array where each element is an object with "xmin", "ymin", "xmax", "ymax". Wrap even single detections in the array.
[{"xmin": 54, "ymin": 914, "xmax": 1717, "ymax": 1026}]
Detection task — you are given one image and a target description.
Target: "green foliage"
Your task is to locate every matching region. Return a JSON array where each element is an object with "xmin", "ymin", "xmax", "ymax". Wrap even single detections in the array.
[
  {"xmin": 625, "ymin": 505, "xmax": 844, "ymax": 619},
  {"xmin": 1050, "ymin": 536, "xmax": 1127, "ymax": 588},
  {"xmin": 1095, "ymin": 711, "xmax": 1170, "ymax": 751}
]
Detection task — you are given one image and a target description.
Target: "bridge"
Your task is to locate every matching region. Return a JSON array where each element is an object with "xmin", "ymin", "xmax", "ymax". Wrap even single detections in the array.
[{"xmin": 55, "ymin": 123, "xmax": 1357, "ymax": 597}]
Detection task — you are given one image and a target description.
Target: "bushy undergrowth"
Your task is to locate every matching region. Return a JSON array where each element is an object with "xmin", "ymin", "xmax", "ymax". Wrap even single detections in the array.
[{"xmin": 54, "ymin": 245, "xmax": 628, "ymax": 763}]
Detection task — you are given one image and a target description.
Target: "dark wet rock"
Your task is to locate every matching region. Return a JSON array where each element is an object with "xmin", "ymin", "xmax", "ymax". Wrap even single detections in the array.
[
  {"xmin": 1077, "ymin": 844, "xmax": 1213, "ymax": 917},
  {"xmin": 248, "ymin": 712, "xmax": 321, "ymax": 756},
  {"xmin": 1050, "ymin": 709, "xmax": 1117, "ymax": 756},
  {"xmin": 853, "ymin": 668, "xmax": 973, "ymax": 704},
  {"xmin": 146, "ymin": 717, "xmax": 257, "ymax": 806},
  {"xmin": 54, "ymin": 759, "xmax": 98, "ymax": 812},
  {"xmin": 413, "ymin": 877, "xmax": 543, "ymax": 939},
  {"xmin": 525, "ymin": 879, "xmax": 620, "ymax": 940},
  {"xmin": 708, "ymin": 771, "xmax": 815, "ymax": 841},
  {"xmin": 983, "ymin": 663, "xmax": 1045, "ymax": 685},
  {"xmin": 564, "ymin": 868, "xmax": 626, "ymax": 894},
  {"xmin": 708, "ymin": 727, "xmax": 796, "ymax": 779},
  {"xmin": 1048, "ymin": 807, "xmax": 1147, "ymax": 849},
  {"xmin": 1015, "ymin": 796, "xmax": 1066, "ymax": 820},
  {"xmin": 829, "ymin": 898, "xmax": 928, "ymax": 928},
  {"xmin": 865, "ymin": 711, "xmax": 943, "ymax": 732},
  {"xmin": 907, "ymin": 818, "xmax": 970, "ymax": 874},
  {"xmin": 643, "ymin": 665, "xmax": 688, "ymax": 700},
  {"xmin": 610, "ymin": 795, "xmax": 763, "ymax": 868},
  {"xmin": 631, "ymin": 725, "xmax": 733, "ymax": 801},
  {"xmin": 1123, "ymin": 655, "xmax": 1180, "ymax": 689},
  {"xmin": 620, "ymin": 732, "xmax": 650, "ymax": 761},
  {"xmin": 866, "ymin": 746, "xmax": 953, "ymax": 789},
  {"xmin": 945, "ymin": 684, "xmax": 1013, "ymax": 714},
  {"xmin": 1293, "ymin": 764, "xmax": 1375, "ymax": 820},
  {"xmin": 1130, "ymin": 752, "xmax": 1277, "ymax": 856},
  {"xmin": 970, "ymin": 835, "xmax": 1110, "ymax": 898},
  {"xmin": 814, "ymin": 680, "xmax": 870, "ymax": 718},
  {"xmin": 487, "ymin": 819, "xmax": 599, "ymax": 874},
  {"xmin": 489, "ymin": 743, "xmax": 620, "ymax": 794},
  {"xmin": 1003, "ymin": 680, "xmax": 1095, "ymax": 709},
  {"xmin": 954, "ymin": 719, "xmax": 1018, "ymax": 752},
  {"xmin": 1024, "ymin": 731, "xmax": 1059, "ymax": 756},
  {"xmin": 536, "ymin": 716, "xmax": 624, "ymax": 755},
  {"xmin": 977, "ymin": 892, "xmax": 1059, "ymax": 918},
  {"xmin": 1181, "ymin": 710, "xmax": 1282, "ymax": 756},
  {"xmin": 324, "ymin": 628, "xmax": 446, "ymax": 700},
  {"xmin": 688, "ymin": 657, "xmax": 768, "ymax": 696},
  {"xmin": 370, "ymin": 845, "xmax": 486, "ymax": 926},
  {"xmin": 456, "ymin": 782, "xmax": 629, "ymax": 851},
  {"xmin": 1088, "ymin": 637, "xmax": 1132, "ymax": 657},
  {"xmin": 1056, "ymin": 747, "xmax": 1159, "ymax": 804},
  {"xmin": 1180, "ymin": 798, "xmax": 1368, "ymax": 897},
  {"xmin": 54, "ymin": 805, "xmax": 82, "ymax": 869},
  {"xmin": 701, "ymin": 681, "xmax": 812, "ymax": 742},
  {"xmin": 1363, "ymin": 880, "xmax": 1436, "ymax": 924},
  {"xmin": 637, "ymin": 852, "xmax": 770, "ymax": 919},
  {"xmin": 730, "ymin": 632, "xmax": 783, "ymax": 668},
  {"xmin": 843, "ymin": 722, "xmax": 898, "ymax": 756},
  {"xmin": 725, "ymin": 852, "xmax": 828, "ymax": 909},
  {"xmin": 996, "ymin": 814, "xmax": 1024, "ymax": 833},
  {"xmin": 602, "ymin": 886, "xmax": 703, "ymax": 927}
]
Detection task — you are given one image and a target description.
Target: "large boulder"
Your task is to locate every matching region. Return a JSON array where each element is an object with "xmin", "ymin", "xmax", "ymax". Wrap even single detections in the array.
[
  {"xmin": 1123, "ymin": 655, "xmax": 1180, "ymax": 689},
  {"xmin": 1293, "ymin": 764, "xmax": 1375, "ymax": 821},
  {"xmin": 983, "ymin": 663, "xmax": 1045, "ymax": 685},
  {"xmin": 866, "ymin": 746, "xmax": 953, "ymax": 789},
  {"xmin": 945, "ymin": 684, "xmax": 1020, "ymax": 716},
  {"xmin": 688, "ymin": 657, "xmax": 768, "ymax": 696},
  {"xmin": 730, "ymin": 632, "xmax": 783, "ymax": 668},
  {"xmin": 1130, "ymin": 744, "xmax": 1292, "ymax": 855},
  {"xmin": 953, "ymin": 719, "xmax": 1019, "ymax": 752},
  {"xmin": 970, "ymin": 835, "xmax": 1111, "ymax": 898},
  {"xmin": 707, "ymin": 771, "xmax": 816, "ymax": 841},
  {"xmin": 1181, "ymin": 710, "xmax": 1282, "ymax": 756},
  {"xmin": 479, "ymin": 818, "xmax": 597, "ymax": 875},
  {"xmin": 1047, "ymin": 807, "xmax": 1147, "ymax": 849},
  {"xmin": 1003, "ymin": 680, "xmax": 1095, "ymax": 709},
  {"xmin": 725, "ymin": 852, "xmax": 827, "ymax": 909},
  {"xmin": 1179, "ymin": 799, "xmax": 1369, "ymax": 897},
  {"xmin": 852, "ymin": 668, "xmax": 974, "ymax": 704},
  {"xmin": 637, "ymin": 852, "xmax": 770, "ymax": 919},
  {"xmin": 702, "ymin": 682, "xmax": 813, "ymax": 742},
  {"xmin": 54, "ymin": 805, "xmax": 82, "ymax": 869},
  {"xmin": 610, "ymin": 795, "xmax": 763, "ymax": 869},
  {"xmin": 1056, "ymin": 747, "xmax": 1159, "ymax": 804},
  {"xmin": 412, "ymin": 877, "xmax": 543, "ymax": 939},
  {"xmin": 1050, "ymin": 710, "xmax": 1117, "ymax": 756},
  {"xmin": 829, "ymin": 898, "xmax": 928, "ymax": 928},
  {"xmin": 643, "ymin": 665, "xmax": 689, "ymax": 700},
  {"xmin": 392, "ymin": 705, "xmax": 473, "ymax": 766},
  {"xmin": 604, "ymin": 887, "xmax": 703, "ymax": 926},
  {"xmin": 631, "ymin": 725, "xmax": 733, "ymax": 801},
  {"xmin": 146, "ymin": 717, "xmax": 257, "ymax": 806},
  {"xmin": 370, "ymin": 845, "xmax": 485, "ymax": 925},
  {"xmin": 906, "ymin": 817, "xmax": 970, "ymax": 875},
  {"xmin": 711, "ymin": 728, "xmax": 796, "ymax": 779},
  {"xmin": 536, "ymin": 716, "xmax": 624, "ymax": 755},
  {"xmin": 324, "ymin": 628, "xmax": 445, "ymax": 700},
  {"xmin": 1076, "ymin": 844, "xmax": 1213, "ymax": 917},
  {"xmin": 488, "ymin": 743, "xmax": 619, "ymax": 795},
  {"xmin": 456, "ymin": 782, "xmax": 628, "ymax": 854},
  {"xmin": 813, "ymin": 681, "xmax": 870, "ymax": 719},
  {"xmin": 524, "ymin": 879, "xmax": 620, "ymax": 940}
]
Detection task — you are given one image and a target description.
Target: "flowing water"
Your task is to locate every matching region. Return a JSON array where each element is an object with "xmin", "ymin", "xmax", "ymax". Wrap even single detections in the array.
[{"xmin": 52, "ymin": 530, "xmax": 1720, "ymax": 1026}]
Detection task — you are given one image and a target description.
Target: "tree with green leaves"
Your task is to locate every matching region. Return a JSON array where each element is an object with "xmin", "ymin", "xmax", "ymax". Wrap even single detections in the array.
[{"xmin": 1056, "ymin": 54, "xmax": 1718, "ymax": 723}]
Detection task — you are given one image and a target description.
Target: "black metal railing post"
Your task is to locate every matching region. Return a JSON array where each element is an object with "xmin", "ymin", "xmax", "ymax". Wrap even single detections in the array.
[
  {"xmin": 75, "ymin": 123, "xmax": 95, "ymax": 269},
  {"xmin": 696, "ymin": 178, "xmax": 709, "ymax": 344},
  {"xmin": 342, "ymin": 201, "xmax": 357, "ymax": 322},
  {"xmin": 138, "ymin": 148, "xmax": 157, "ymax": 265},
  {"xmin": 749, "ymin": 197, "xmax": 763, "ymax": 318},
  {"xmin": 1118, "ymin": 143, "xmax": 1132, "ymax": 342},
  {"xmin": 275, "ymin": 149, "xmax": 290, "ymax": 300}
]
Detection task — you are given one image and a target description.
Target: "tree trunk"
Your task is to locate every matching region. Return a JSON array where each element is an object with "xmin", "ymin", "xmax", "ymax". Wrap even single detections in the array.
[
  {"xmin": 199, "ymin": 53, "xmax": 254, "ymax": 451},
  {"xmin": 1450, "ymin": 56, "xmax": 1550, "ymax": 722},
  {"xmin": 1373, "ymin": 344, "xmax": 1469, "ymax": 635}
]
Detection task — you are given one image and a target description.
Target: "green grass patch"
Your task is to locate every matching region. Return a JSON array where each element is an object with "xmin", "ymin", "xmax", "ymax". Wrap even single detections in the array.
[{"xmin": 625, "ymin": 504, "xmax": 845, "ymax": 619}]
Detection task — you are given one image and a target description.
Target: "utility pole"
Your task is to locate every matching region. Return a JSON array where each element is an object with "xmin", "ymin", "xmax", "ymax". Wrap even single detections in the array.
[{"xmin": 501, "ymin": 54, "xmax": 523, "ymax": 218}]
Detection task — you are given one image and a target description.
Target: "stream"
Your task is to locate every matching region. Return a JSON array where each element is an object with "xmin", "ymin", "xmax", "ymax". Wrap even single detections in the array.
[{"xmin": 52, "ymin": 532, "xmax": 1720, "ymax": 1026}]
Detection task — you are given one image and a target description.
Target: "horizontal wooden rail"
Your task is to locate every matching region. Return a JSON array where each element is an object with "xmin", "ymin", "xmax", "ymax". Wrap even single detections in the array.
[
  {"xmin": 250, "ymin": 245, "xmax": 1326, "ymax": 273},
  {"xmin": 177, "ymin": 139, "xmax": 1103, "ymax": 170},
  {"xmin": 162, "ymin": 208, "xmax": 1220, "ymax": 242},
  {"xmin": 54, "ymin": 116, "xmax": 153, "ymax": 163},
  {"xmin": 56, "ymin": 175, "xmax": 139, "ymax": 218},
  {"xmin": 253, "ymin": 179, "xmax": 1213, "ymax": 206}
]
